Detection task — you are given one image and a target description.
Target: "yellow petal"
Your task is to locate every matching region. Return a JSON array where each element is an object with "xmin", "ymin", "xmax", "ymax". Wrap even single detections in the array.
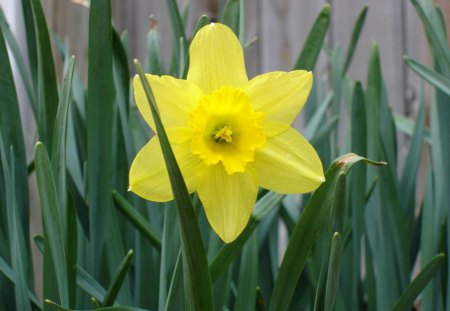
[
  {"xmin": 249, "ymin": 127, "xmax": 324, "ymax": 194},
  {"xmin": 243, "ymin": 71, "xmax": 312, "ymax": 134},
  {"xmin": 133, "ymin": 74, "xmax": 203, "ymax": 131},
  {"xmin": 197, "ymin": 164, "xmax": 258, "ymax": 243},
  {"xmin": 129, "ymin": 138, "xmax": 201, "ymax": 202},
  {"xmin": 187, "ymin": 23, "xmax": 248, "ymax": 94}
]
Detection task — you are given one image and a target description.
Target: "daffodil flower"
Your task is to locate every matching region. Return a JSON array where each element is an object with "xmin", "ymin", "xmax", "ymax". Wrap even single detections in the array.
[{"xmin": 129, "ymin": 23, "xmax": 325, "ymax": 243}]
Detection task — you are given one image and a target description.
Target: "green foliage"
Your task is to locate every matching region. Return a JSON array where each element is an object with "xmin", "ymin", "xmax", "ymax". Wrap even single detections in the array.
[{"xmin": 0, "ymin": 0, "xmax": 448, "ymax": 310}]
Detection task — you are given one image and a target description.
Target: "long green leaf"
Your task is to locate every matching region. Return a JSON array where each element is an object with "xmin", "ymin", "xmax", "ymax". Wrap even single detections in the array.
[
  {"xmin": 404, "ymin": 56, "xmax": 450, "ymax": 96},
  {"xmin": 0, "ymin": 8, "xmax": 35, "ymax": 107},
  {"xmin": 234, "ymin": 231, "xmax": 258, "ymax": 311},
  {"xmin": 51, "ymin": 55, "xmax": 75, "ymax": 225},
  {"xmin": 134, "ymin": 60, "xmax": 214, "ymax": 310},
  {"xmin": 391, "ymin": 253, "xmax": 445, "ymax": 311},
  {"xmin": 269, "ymin": 154, "xmax": 386, "ymax": 311},
  {"xmin": 30, "ymin": 0, "xmax": 59, "ymax": 149},
  {"xmin": 45, "ymin": 300, "xmax": 148, "ymax": 311},
  {"xmin": 0, "ymin": 256, "xmax": 42, "ymax": 309},
  {"xmin": 0, "ymin": 142, "xmax": 31, "ymax": 311},
  {"xmin": 166, "ymin": 0, "xmax": 188, "ymax": 75},
  {"xmin": 293, "ymin": 4, "xmax": 330, "ymax": 71},
  {"xmin": 349, "ymin": 81, "xmax": 366, "ymax": 310},
  {"xmin": 35, "ymin": 142, "xmax": 69, "ymax": 307},
  {"xmin": 87, "ymin": 0, "xmax": 114, "ymax": 273},
  {"xmin": 342, "ymin": 6, "xmax": 368, "ymax": 74},
  {"xmin": 0, "ymin": 15, "xmax": 29, "ymax": 249},
  {"xmin": 112, "ymin": 190, "xmax": 161, "ymax": 251},
  {"xmin": 103, "ymin": 250, "xmax": 134, "ymax": 307},
  {"xmin": 221, "ymin": 0, "xmax": 240, "ymax": 36},
  {"xmin": 324, "ymin": 232, "xmax": 343, "ymax": 311}
]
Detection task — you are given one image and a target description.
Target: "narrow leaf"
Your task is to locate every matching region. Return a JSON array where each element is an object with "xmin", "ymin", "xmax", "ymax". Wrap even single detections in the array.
[
  {"xmin": 269, "ymin": 154, "xmax": 386, "ymax": 311},
  {"xmin": 324, "ymin": 232, "xmax": 343, "ymax": 311},
  {"xmin": 112, "ymin": 190, "xmax": 161, "ymax": 251},
  {"xmin": 293, "ymin": 4, "xmax": 330, "ymax": 71},
  {"xmin": 103, "ymin": 250, "xmax": 134, "ymax": 307},
  {"xmin": 35, "ymin": 142, "xmax": 69, "ymax": 307},
  {"xmin": 134, "ymin": 60, "xmax": 214, "ymax": 310},
  {"xmin": 391, "ymin": 253, "xmax": 445, "ymax": 311}
]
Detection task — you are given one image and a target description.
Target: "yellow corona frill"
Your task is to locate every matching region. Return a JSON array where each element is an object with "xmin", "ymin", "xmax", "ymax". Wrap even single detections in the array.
[{"xmin": 129, "ymin": 23, "xmax": 325, "ymax": 243}]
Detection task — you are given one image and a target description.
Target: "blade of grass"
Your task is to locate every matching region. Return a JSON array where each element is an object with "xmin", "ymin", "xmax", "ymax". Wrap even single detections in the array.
[
  {"xmin": 0, "ymin": 8, "xmax": 35, "ymax": 108},
  {"xmin": 30, "ymin": 0, "xmax": 59, "ymax": 149},
  {"xmin": 166, "ymin": 0, "xmax": 187, "ymax": 75},
  {"xmin": 0, "ymin": 18, "xmax": 29, "ymax": 249},
  {"xmin": 134, "ymin": 60, "xmax": 214, "ymax": 310},
  {"xmin": 269, "ymin": 154, "xmax": 386, "ymax": 311},
  {"xmin": 35, "ymin": 142, "xmax": 69, "ymax": 307},
  {"xmin": 158, "ymin": 202, "xmax": 179, "ymax": 311},
  {"xmin": 404, "ymin": 56, "xmax": 450, "ymax": 96},
  {"xmin": 221, "ymin": 0, "xmax": 240, "ymax": 36},
  {"xmin": 102, "ymin": 250, "xmax": 134, "ymax": 307},
  {"xmin": 45, "ymin": 300, "xmax": 148, "ymax": 311},
  {"xmin": 86, "ymin": 0, "xmax": 114, "ymax": 274},
  {"xmin": 112, "ymin": 190, "xmax": 161, "ymax": 251},
  {"xmin": 350, "ymin": 81, "xmax": 366, "ymax": 310},
  {"xmin": 342, "ymin": 6, "xmax": 368, "ymax": 75},
  {"xmin": 392, "ymin": 253, "xmax": 445, "ymax": 311},
  {"xmin": 234, "ymin": 231, "xmax": 258, "ymax": 311},
  {"xmin": 0, "ymin": 142, "xmax": 31, "ymax": 311},
  {"xmin": 324, "ymin": 233, "xmax": 343, "ymax": 311},
  {"xmin": 51, "ymin": 55, "xmax": 75, "ymax": 227},
  {"xmin": 293, "ymin": 4, "xmax": 330, "ymax": 71},
  {"xmin": 0, "ymin": 256, "xmax": 42, "ymax": 309}
]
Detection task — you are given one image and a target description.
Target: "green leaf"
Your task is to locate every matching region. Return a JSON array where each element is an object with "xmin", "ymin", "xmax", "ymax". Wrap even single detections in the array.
[
  {"xmin": 399, "ymin": 84, "xmax": 425, "ymax": 212},
  {"xmin": 35, "ymin": 142, "xmax": 69, "ymax": 307},
  {"xmin": 103, "ymin": 250, "xmax": 134, "ymax": 307},
  {"xmin": 134, "ymin": 60, "xmax": 214, "ymax": 310},
  {"xmin": 76, "ymin": 266, "xmax": 108, "ymax": 304},
  {"xmin": 0, "ymin": 142, "xmax": 31, "ymax": 311},
  {"xmin": 86, "ymin": 0, "xmax": 114, "ymax": 273},
  {"xmin": 293, "ymin": 4, "xmax": 330, "ymax": 71},
  {"xmin": 45, "ymin": 300, "xmax": 149, "ymax": 311},
  {"xmin": 51, "ymin": 55, "xmax": 75, "ymax": 226},
  {"xmin": 0, "ymin": 7, "xmax": 35, "ymax": 108},
  {"xmin": 20, "ymin": 0, "xmax": 38, "ymax": 89},
  {"xmin": 164, "ymin": 251, "xmax": 183, "ymax": 311},
  {"xmin": 112, "ymin": 190, "xmax": 161, "ymax": 251},
  {"xmin": 391, "ymin": 253, "xmax": 445, "ymax": 311},
  {"xmin": 404, "ymin": 56, "xmax": 450, "ymax": 96},
  {"xmin": 31, "ymin": 0, "xmax": 59, "ymax": 149},
  {"xmin": 268, "ymin": 154, "xmax": 386, "ymax": 311},
  {"xmin": 349, "ymin": 81, "xmax": 366, "ymax": 310},
  {"xmin": 159, "ymin": 202, "xmax": 180, "ymax": 311},
  {"xmin": 324, "ymin": 233, "xmax": 343, "ymax": 311},
  {"xmin": 0, "ymin": 15, "xmax": 29, "ymax": 249},
  {"xmin": 221, "ymin": 0, "xmax": 240, "ymax": 37},
  {"xmin": 234, "ymin": 231, "xmax": 258, "ymax": 311},
  {"xmin": 410, "ymin": 0, "xmax": 450, "ymax": 76},
  {"xmin": 342, "ymin": 6, "xmax": 368, "ymax": 74},
  {"xmin": 0, "ymin": 256, "xmax": 42, "ymax": 309},
  {"xmin": 166, "ymin": 0, "xmax": 187, "ymax": 75}
]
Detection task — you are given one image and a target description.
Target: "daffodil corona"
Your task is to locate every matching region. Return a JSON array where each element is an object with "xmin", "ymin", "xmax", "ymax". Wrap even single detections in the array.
[{"xmin": 129, "ymin": 23, "xmax": 325, "ymax": 243}]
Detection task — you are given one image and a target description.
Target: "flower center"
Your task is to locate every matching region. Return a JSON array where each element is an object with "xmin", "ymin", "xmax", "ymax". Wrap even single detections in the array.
[
  {"xmin": 213, "ymin": 125, "xmax": 233, "ymax": 143},
  {"xmin": 189, "ymin": 86, "xmax": 266, "ymax": 174}
]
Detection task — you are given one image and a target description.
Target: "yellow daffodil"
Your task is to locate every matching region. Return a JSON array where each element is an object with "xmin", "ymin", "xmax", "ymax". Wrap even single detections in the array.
[{"xmin": 129, "ymin": 23, "xmax": 325, "ymax": 243}]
